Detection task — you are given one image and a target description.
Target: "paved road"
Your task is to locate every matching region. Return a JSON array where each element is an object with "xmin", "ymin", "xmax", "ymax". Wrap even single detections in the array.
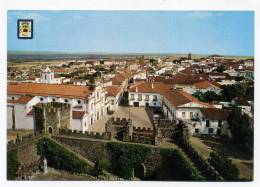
[{"xmin": 88, "ymin": 106, "xmax": 153, "ymax": 133}]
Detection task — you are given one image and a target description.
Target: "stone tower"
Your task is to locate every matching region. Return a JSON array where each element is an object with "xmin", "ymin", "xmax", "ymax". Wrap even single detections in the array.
[{"xmin": 33, "ymin": 102, "xmax": 71, "ymax": 134}]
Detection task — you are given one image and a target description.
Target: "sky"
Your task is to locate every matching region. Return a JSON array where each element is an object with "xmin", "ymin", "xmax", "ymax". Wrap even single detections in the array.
[{"xmin": 7, "ymin": 10, "xmax": 254, "ymax": 56}]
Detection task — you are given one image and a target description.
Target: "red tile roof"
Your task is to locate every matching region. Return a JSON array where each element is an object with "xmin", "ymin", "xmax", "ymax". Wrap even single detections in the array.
[
  {"xmin": 129, "ymin": 81, "xmax": 214, "ymax": 108},
  {"xmin": 27, "ymin": 109, "xmax": 34, "ymax": 116},
  {"xmin": 15, "ymin": 96, "xmax": 33, "ymax": 104},
  {"xmin": 72, "ymin": 111, "xmax": 86, "ymax": 119},
  {"xmin": 200, "ymin": 108, "xmax": 228, "ymax": 120},
  {"xmin": 53, "ymin": 68, "xmax": 67, "ymax": 73},
  {"xmin": 106, "ymin": 85, "xmax": 121, "ymax": 97},
  {"xmin": 8, "ymin": 83, "xmax": 92, "ymax": 99},
  {"xmin": 128, "ymin": 82, "xmax": 171, "ymax": 93},
  {"xmin": 193, "ymin": 81, "xmax": 221, "ymax": 89},
  {"xmin": 8, "ymin": 96, "xmax": 33, "ymax": 104}
]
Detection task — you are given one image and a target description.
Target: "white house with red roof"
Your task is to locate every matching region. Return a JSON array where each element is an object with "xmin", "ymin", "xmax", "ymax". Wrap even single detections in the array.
[
  {"xmin": 7, "ymin": 81, "xmax": 107, "ymax": 132},
  {"xmin": 128, "ymin": 81, "xmax": 215, "ymax": 123},
  {"xmin": 182, "ymin": 80, "xmax": 222, "ymax": 94}
]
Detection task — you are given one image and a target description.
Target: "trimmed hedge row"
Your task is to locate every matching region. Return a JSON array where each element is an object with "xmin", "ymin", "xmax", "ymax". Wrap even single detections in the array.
[
  {"xmin": 157, "ymin": 148, "xmax": 205, "ymax": 181},
  {"xmin": 107, "ymin": 142, "xmax": 150, "ymax": 179},
  {"xmin": 37, "ymin": 137, "xmax": 90, "ymax": 174},
  {"xmin": 7, "ymin": 150, "xmax": 20, "ymax": 180}
]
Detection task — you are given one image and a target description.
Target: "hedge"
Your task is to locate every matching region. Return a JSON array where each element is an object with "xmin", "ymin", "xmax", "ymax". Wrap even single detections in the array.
[
  {"xmin": 37, "ymin": 137, "xmax": 89, "ymax": 174},
  {"xmin": 208, "ymin": 151, "xmax": 240, "ymax": 181},
  {"xmin": 157, "ymin": 148, "xmax": 205, "ymax": 181},
  {"xmin": 107, "ymin": 142, "xmax": 150, "ymax": 179},
  {"xmin": 7, "ymin": 150, "xmax": 20, "ymax": 180}
]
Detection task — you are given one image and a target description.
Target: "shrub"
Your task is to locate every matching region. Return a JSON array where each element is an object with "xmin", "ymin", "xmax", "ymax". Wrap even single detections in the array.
[
  {"xmin": 7, "ymin": 150, "xmax": 20, "ymax": 180},
  {"xmin": 107, "ymin": 142, "xmax": 150, "ymax": 179},
  {"xmin": 93, "ymin": 159, "xmax": 109, "ymax": 177},
  {"xmin": 208, "ymin": 151, "xmax": 240, "ymax": 181},
  {"xmin": 37, "ymin": 137, "xmax": 89, "ymax": 174},
  {"xmin": 158, "ymin": 149, "xmax": 204, "ymax": 181}
]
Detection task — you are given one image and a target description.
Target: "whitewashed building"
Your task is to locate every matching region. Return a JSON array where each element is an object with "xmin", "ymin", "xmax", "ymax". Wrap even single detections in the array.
[
  {"xmin": 189, "ymin": 108, "xmax": 230, "ymax": 136},
  {"xmin": 7, "ymin": 82, "xmax": 107, "ymax": 132}
]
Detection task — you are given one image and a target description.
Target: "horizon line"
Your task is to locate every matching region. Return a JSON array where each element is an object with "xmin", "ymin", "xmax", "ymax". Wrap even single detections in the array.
[{"xmin": 7, "ymin": 50, "xmax": 254, "ymax": 57}]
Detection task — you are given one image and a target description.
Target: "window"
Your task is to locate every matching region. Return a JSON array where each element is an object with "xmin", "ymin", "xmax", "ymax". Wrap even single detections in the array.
[
  {"xmin": 218, "ymin": 120, "xmax": 222, "ymax": 127},
  {"xmin": 208, "ymin": 128, "xmax": 214, "ymax": 134},
  {"xmin": 111, "ymin": 99, "xmax": 114, "ymax": 105},
  {"xmin": 138, "ymin": 94, "xmax": 142, "ymax": 101},
  {"xmin": 97, "ymin": 92, "xmax": 99, "ymax": 99},
  {"xmin": 12, "ymin": 97, "xmax": 15, "ymax": 100},
  {"xmin": 130, "ymin": 94, "xmax": 134, "ymax": 100},
  {"xmin": 153, "ymin": 95, "xmax": 157, "ymax": 101},
  {"xmin": 182, "ymin": 112, "xmax": 185, "ymax": 118},
  {"xmin": 52, "ymin": 98, "xmax": 56, "ymax": 102},
  {"xmin": 195, "ymin": 128, "xmax": 199, "ymax": 133},
  {"xmin": 154, "ymin": 102, "xmax": 156, "ymax": 106},
  {"xmin": 64, "ymin": 99, "xmax": 68, "ymax": 103},
  {"xmin": 45, "ymin": 74, "xmax": 47, "ymax": 80},
  {"xmin": 78, "ymin": 100, "xmax": 81, "ymax": 104},
  {"xmin": 145, "ymin": 95, "xmax": 149, "ymax": 101},
  {"xmin": 85, "ymin": 122, "xmax": 86, "ymax": 127},
  {"xmin": 40, "ymin": 97, "xmax": 44, "ymax": 101},
  {"xmin": 190, "ymin": 112, "xmax": 193, "ymax": 118},
  {"xmin": 206, "ymin": 120, "xmax": 210, "ymax": 127}
]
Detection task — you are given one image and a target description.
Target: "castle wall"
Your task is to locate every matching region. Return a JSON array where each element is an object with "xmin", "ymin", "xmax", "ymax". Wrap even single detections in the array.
[
  {"xmin": 52, "ymin": 136, "xmax": 162, "ymax": 179},
  {"xmin": 33, "ymin": 103, "xmax": 71, "ymax": 134}
]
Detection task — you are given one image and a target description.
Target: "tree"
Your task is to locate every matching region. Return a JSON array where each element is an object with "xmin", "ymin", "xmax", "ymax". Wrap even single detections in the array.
[
  {"xmin": 208, "ymin": 151, "xmax": 239, "ymax": 181},
  {"xmin": 215, "ymin": 65, "xmax": 225, "ymax": 73},
  {"xmin": 192, "ymin": 91, "xmax": 206, "ymax": 102},
  {"xmin": 227, "ymin": 106, "xmax": 253, "ymax": 155},
  {"xmin": 221, "ymin": 84, "xmax": 246, "ymax": 101},
  {"xmin": 192, "ymin": 91, "xmax": 226, "ymax": 102}
]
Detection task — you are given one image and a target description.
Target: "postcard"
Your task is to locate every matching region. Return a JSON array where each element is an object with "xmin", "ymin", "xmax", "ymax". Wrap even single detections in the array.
[{"xmin": 1, "ymin": 1, "xmax": 258, "ymax": 187}]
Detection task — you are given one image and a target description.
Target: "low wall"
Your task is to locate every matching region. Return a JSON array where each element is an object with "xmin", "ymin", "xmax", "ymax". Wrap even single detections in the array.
[{"xmin": 7, "ymin": 133, "xmax": 41, "ymax": 151}]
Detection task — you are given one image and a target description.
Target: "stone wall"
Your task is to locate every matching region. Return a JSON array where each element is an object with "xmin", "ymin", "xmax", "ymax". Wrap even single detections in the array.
[
  {"xmin": 7, "ymin": 135, "xmax": 41, "ymax": 180},
  {"xmin": 16, "ymin": 140, "xmax": 41, "ymax": 179},
  {"xmin": 59, "ymin": 128, "xmax": 111, "ymax": 140},
  {"xmin": 105, "ymin": 117, "xmax": 162, "ymax": 145},
  {"xmin": 52, "ymin": 135, "xmax": 162, "ymax": 179},
  {"xmin": 33, "ymin": 102, "xmax": 70, "ymax": 134}
]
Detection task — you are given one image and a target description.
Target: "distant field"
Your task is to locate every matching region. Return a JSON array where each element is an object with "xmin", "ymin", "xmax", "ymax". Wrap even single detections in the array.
[
  {"xmin": 7, "ymin": 51, "xmax": 253, "ymax": 64},
  {"xmin": 8, "ymin": 60, "xmax": 64, "ymax": 67}
]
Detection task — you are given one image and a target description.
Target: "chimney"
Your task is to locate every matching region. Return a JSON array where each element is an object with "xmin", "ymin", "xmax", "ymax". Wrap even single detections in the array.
[
  {"xmin": 135, "ymin": 86, "xmax": 138, "ymax": 92},
  {"xmin": 151, "ymin": 83, "xmax": 154, "ymax": 89}
]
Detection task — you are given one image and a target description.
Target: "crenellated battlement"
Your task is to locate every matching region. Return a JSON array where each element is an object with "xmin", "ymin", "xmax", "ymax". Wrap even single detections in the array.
[
  {"xmin": 33, "ymin": 102, "xmax": 71, "ymax": 134},
  {"xmin": 59, "ymin": 128, "xmax": 111, "ymax": 140},
  {"xmin": 133, "ymin": 126, "xmax": 153, "ymax": 133},
  {"xmin": 34, "ymin": 102, "xmax": 70, "ymax": 112}
]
